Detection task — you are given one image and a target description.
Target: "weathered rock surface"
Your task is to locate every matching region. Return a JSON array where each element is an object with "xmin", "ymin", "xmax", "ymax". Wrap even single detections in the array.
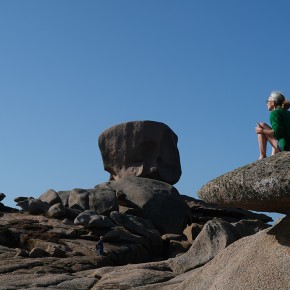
[
  {"xmin": 169, "ymin": 217, "xmax": 269, "ymax": 275},
  {"xmin": 86, "ymin": 217, "xmax": 270, "ymax": 289},
  {"xmin": 88, "ymin": 185, "xmax": 119, "ymax": 214},
  {"xmin": 1, "ymin": 120, "xmax": 286, "ymax": 289},
  {"xmin": 0, "ymin": 188, "xmax": 271, "ymax": 289},
  {"xmin": 15, "ymin": 177, "xmax": 192, "ymax": 235},
  {"xmin": 98, "ymin": 121, "xmax": 182, "ymax": 185},
  {"xmin": 39, "ymin": 189, "xmax": 62, "ymax": 205},
  {"xmin": 17, "ymin": 198, "xmax": 50, "ymax": 215},
  {"xmin": 91, "ymin": 264, "xmax": 175, "ymax": 290},
  {"xmin": 109, "ymin": 177, "xmax": 192, "ymax": 234},
  {"xmin": 197, "ymin": 152, "xmax": 290, "ymax": 213},
  {"xmin": 91, "ymin": 217, "xmax": 290, "ymax": 290},
  {"xmin": 75, "ymin": 210, "xmax": 115, "ymax": 228},
  {"xmin": 169, "ymin": 216, "xmax": 290, "ymax": 290}
]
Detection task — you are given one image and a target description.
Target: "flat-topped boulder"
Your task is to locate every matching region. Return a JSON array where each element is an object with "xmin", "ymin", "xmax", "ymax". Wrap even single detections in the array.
[
  {"xmin": 98, "ymin": 120, "xmax": 182, "ymax": 185},
  {"xmin": 197, "ymin": 152, "xmax": 290, "ymax": 214}
]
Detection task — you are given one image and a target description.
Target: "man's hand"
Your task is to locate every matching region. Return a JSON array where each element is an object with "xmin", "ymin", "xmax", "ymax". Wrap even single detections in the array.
[{"xmin": 256, "ymin": 125, "xmax": 264, "ymax": 134}]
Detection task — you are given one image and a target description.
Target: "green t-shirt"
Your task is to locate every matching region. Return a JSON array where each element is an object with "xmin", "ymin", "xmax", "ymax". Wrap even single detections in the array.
[{"xmin": 270, "ymin": 108, "xmax": 290, "ymax": 151}]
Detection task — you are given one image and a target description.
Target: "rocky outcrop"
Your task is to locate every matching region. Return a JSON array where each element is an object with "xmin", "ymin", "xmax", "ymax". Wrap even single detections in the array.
[
  {"xmin": 115, "ymin": 216, "xmax": 290, "ymax": 290},
  {"xmin": 168, "ymin": 217, "xmax": 268, "ymax": 275},
  {"xmin": 0, "ymin": 186, "xmax": 271, "ymax": 290},
  {"xmin": 197, "ymin": 151, "xmax": 290, "ymax": 213},
  {"xmin": 170, "ymin": 216, "xmax": 290, "ymax": 290},
  {"xmin": 98, "ymin": 121, "xmax": 182, "ymax": 185},
  {"xmin": 81, "ymin": 217, "xmax": 270, "ymax": 289},
  {"xmin": 0, "ymin": 121, "xmax": 286, "ymax": 289},
  {"xmin": 16, "ymin": 177, "xmax": 192, "ymax": 235}
]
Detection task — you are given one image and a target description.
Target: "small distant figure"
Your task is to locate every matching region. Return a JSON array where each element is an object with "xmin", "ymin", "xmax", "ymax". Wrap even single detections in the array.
[
  {"xmin": 96, "ymin": 236, "xmax": 104, "ymax": 256},
  {"xmin": 256, "ymin": 91, "xmax": 290, "ymax": 159}
]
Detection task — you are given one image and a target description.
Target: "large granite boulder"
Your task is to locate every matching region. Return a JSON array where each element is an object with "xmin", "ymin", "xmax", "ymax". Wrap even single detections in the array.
[
  {"xmin": 108, "ymin": 177, "xmax": 192, "ymax": 234},
  {"xmin": 197, "ymin": 152, "xmax": 290, "ymax": 214},
  {"xmin": 98, "ymin": 121, "xmax": 182, "ymax": 185}
]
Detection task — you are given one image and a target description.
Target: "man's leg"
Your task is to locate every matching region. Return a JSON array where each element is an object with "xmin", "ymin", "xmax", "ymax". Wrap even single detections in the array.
[{"xmin": 257, "ymin": 123, "xmax": 279, "ymax": 159}]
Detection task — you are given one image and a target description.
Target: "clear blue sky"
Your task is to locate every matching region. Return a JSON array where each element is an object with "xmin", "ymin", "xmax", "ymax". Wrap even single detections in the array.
[{"xmin": 1, "ymin": 1, "xmax": 289, "ymax": 222}]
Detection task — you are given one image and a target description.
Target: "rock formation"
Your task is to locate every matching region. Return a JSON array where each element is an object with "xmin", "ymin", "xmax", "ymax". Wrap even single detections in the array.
[
  {"xmin": 197, "ymin": 151, "xmax": 290, "ymax": 213},
  {"xmin": 1, "ymin": 120, "xmax": 287, "ymax": 289},
  {"xmin": 98, "ymin": 121, "xmax": 182, "ymax": 185}
]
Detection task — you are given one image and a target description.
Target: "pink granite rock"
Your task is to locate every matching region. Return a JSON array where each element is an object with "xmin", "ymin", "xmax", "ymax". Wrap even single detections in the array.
[{"xmin": 98, "ymin": 121, "xmax": 181, "ymax": 185}]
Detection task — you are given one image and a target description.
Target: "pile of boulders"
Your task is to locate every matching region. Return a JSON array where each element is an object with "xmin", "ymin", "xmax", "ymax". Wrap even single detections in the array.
[{"xmin": 0, "ymin": 121, "xmax": 278, "ymax": 290}]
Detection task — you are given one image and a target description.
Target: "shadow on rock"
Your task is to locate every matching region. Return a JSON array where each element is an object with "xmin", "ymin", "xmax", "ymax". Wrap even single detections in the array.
[{"xmin": 267, "ymin": 215, "xmax": 290, "ymax": 246}]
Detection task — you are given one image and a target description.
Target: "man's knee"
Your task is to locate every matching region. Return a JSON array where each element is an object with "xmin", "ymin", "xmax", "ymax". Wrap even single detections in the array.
[{"xmin": 260, "ymin": 122, "xmax": 271, "ymax": 129}]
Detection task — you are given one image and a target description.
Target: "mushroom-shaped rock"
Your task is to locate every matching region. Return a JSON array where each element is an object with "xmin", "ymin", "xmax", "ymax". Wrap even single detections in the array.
[
  {"xmin": 98, "ymin": 120, "xmax": 182, "ymax": 185},
  {"xmin": 197, "ymin": 152, "xmax": 290, "ymax": 214}
]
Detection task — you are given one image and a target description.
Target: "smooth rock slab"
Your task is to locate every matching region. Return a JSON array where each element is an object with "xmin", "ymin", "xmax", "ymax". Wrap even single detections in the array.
[
  {"xmin": 0, "ymin": 272, "xmax": 73, "ymax": 288},
  {"xmin": 197, "ymin": 152, "xmax": 290, "ymax": 214},
  {"xmin": 92, "ymin": 267, "xmax": 175, "ymax": 290}
]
